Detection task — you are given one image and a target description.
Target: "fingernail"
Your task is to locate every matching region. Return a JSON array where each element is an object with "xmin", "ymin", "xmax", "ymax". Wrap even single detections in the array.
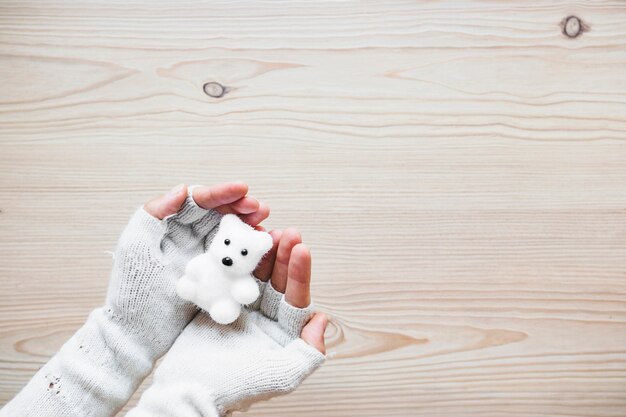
[{"xmin": 167, "ymin": 183, "xmax": 185, "ymax": 198}]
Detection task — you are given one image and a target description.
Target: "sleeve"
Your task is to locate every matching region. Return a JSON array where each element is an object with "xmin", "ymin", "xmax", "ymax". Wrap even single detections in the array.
[{"xmin": 0, "ymin": 307, "xmax": 160, "ymax": 417}]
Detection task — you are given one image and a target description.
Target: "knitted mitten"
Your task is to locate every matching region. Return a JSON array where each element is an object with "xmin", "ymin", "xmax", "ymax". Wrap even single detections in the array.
[
  {"xmin": 1, "ymin": 188, "xmax": 220, "ymax": 417},
  {"xmin": 126, "ymin": 280, "xmax": 326, "ymax": 417}
]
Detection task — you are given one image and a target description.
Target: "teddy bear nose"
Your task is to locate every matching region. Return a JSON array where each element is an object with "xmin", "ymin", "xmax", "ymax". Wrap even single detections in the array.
[{"xmin": 222, "ymin": 257, "xmax": 233, "ymax": 266}]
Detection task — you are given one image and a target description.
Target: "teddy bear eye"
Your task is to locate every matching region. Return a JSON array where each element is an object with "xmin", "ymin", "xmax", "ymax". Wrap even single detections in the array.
[
  {"xmin": 241, "ymin": 249, "xmax": 248, "ymax": 256},
  {"xmin": 224, "ymin": 239, "xmax": 230, "ymax": 246}
]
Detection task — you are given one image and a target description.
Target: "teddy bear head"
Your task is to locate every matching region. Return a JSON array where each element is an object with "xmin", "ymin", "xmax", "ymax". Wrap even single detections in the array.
[{"xmin": 208, "ymin": 214, "xmax": 273, "ymax": 276}]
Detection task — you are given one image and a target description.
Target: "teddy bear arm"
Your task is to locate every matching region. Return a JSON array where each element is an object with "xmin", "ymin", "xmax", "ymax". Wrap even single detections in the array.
[
  {"xmin": 176, "ymin": 274, "xmax": 197, "ymax": 302},
  {"xmin": 184, "ymin": 254, "xmax": 209, "ymax": 278},
  {"xmin": 231, "ymin": 277, "xmax": 261, "ymax": 305}
]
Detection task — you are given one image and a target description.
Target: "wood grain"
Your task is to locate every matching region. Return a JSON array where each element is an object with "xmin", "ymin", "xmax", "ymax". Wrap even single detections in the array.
[{"xmin": 1, "ymin": 1, "xmax": 625, "ymax": 416}]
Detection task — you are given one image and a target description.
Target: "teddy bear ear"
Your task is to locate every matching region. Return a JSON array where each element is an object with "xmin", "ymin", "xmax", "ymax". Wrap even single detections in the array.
[
  {"xmin": 219, "ymin": 214, "xmax": 245, "ymax": 229},
  {"xmin": 255, "ymin": 231, "xmax": 273, "ymax": 255}
]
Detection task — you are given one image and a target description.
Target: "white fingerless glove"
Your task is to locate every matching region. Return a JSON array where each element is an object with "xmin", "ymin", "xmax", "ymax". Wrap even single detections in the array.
[
  {"xmin": 1, "ymin": 189, "xmax": 221, "ymax": 417},
  {"xmin": 126, "ymin": 281, "xmax": 326, "ymax": 417}
]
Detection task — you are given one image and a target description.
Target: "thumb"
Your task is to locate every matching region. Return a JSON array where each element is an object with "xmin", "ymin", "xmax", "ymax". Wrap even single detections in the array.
[
  {"xmin": 144, "ymin": 184, "xmax": 188, "ymax": 219},
  {"xmin": 300, "ymin": 312, "xmax": 328, "ymax": 355}
]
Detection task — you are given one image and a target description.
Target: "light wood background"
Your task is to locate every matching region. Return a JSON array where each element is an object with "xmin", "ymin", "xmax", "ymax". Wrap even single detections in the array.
[{"xmin": 1, "ymin": 1, "xmax": 626, "ymax": 416}]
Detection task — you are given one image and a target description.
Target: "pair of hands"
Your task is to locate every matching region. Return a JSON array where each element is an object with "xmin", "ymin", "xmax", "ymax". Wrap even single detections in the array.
[
  {"xmin": 143, "ymin": 182, "xmax": 327, "ymax": 353},
  {"xmin": 1, "ymin": 182, "xmax": 327, "ymax": 417},
  {"xmin": 122, "ymin": 183, "xmax": 330, "ymax": 414}
]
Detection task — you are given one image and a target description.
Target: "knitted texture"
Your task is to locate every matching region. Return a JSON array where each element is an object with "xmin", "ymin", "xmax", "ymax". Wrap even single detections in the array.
[
  {"xmin": 126, "ymin": 281, "xmax": 326, "ymax": 417},
  {"xmin": 1, "ymin": 189, "xmax": 222, "ymax": 417}
]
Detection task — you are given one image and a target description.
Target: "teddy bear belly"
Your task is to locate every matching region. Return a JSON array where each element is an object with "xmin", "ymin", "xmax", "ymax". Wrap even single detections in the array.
[{"xmin": 194, "ymin": 275, "xmax": 234, "ymax": 307}]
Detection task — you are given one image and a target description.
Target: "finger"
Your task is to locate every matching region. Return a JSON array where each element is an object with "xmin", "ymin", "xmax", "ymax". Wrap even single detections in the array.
[
  {"xmin": 192, "ymin": 183, "xmax": 248, "ymax": 209},
  {"xmin": 270, "ymin": 228, "xmax": 302, "ymax": 293},
  {"xmin": 225, "ymin": 196, "xmax": 260, "ymax": 214},
  {"xmin": 255, "ymin": 225, "xmax": 266, "ymax": 232},
  {"xmin": 214, "ymin": 197, "xmax": 259, "ymax": 215},
  {"xmin": 143, "ymin": 184, "xmax": 187, "ymax": 220},
  {"xmin": 254, "ymin": 229, "xmax": 282, "ymax": 281},
  {"xmin": 300, "ymin": 313, "xmax": 327, "ymax": 355},
  {"xmin": 238, "ymin": 201, "xmax": 270, "ymax": 227},
  {"xmin": 285, "ymin": 243, "xmax": 311, "ymax": 308}
]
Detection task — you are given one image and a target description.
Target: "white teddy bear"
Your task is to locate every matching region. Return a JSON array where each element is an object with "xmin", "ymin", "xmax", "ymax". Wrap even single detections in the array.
[{"xmin": 176, "ymin": 214, "xmax": 273, "ymax": 324}]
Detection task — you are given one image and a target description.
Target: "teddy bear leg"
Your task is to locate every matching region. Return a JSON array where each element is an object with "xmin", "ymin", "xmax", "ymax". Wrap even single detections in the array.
[{"xmin": 209, "ymin": 299, "xmax": 241, "ymax": 325}]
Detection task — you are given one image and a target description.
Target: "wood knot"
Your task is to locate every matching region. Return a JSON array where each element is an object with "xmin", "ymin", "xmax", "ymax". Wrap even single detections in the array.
[
  {"xmin": 203, "ymin": 82, "xmax": 227, "ymax": 98},
  {"xmin": 561, "ymin": 16, "xmax": 587, "ymax": 38}
]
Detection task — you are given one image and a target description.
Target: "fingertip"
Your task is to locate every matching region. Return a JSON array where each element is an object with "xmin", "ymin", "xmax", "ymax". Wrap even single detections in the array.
[
  {"xmin": 318, "ymin": 312, "xmax": 329, "ymax": 334},
  {"xmin": 226, "ymin": 182, "xmax": 249, "ymax": 203},
  {"xmin": 232, "ymin": 181, "xmax": 249, "ymax": 195},
  {"xmin": 193, "ymin": 182, "xmax": 249, "ymax": 209},
  {"xmin": 220, "ymin": 182, "xmax": 249, "ymax": 198},
  {"xmin": 255, "ymin": 201, "xmax": 271, "ymax": 223},
  {"xmin": 291, "ymin": 242, "xmax": 311, "ymax": 262},
  {"xmin": 230, "ymin": 196, "xmax": 260, "ymax": 214},
  {"xmin": 239, "ymin": 201, "xmax": 270, "ymax": 226},
  {"xmin": 282, "ymin": 227, "xmax": 302, "ymax": 244},
  {"xmin": 144, "ymin": 183, "xmax": 187, "ymax": 219},
  {"xmin": 269, "ymin": 229, "xmax": 283, "ymax": 245},
  {"xmin": 301, "ymin": 312, "xmax": 327, "ymax": 354},
  {"xmin": 288, "ymin": 243, "xmax": 311, "ymax": 286},
  {"xmin": 311, "ymin": 312, "xmax": 328, "ymax": 331}
]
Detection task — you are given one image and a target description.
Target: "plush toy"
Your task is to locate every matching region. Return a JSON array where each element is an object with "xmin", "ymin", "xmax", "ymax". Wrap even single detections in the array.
[{"xmin": 176, "ymin": 214, "xmax": 273, "ymax": 324}]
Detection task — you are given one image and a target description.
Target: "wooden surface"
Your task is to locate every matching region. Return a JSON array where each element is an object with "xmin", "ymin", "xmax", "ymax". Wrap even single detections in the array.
[{"xmin": 1, "ymin": 1, "xmax": 626, "ymax": 416}]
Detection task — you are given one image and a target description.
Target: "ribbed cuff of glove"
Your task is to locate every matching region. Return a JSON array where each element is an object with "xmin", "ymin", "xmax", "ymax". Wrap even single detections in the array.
[{"xmin": 258, "ymin": 279, "xmax": 316, "ymax": 339}]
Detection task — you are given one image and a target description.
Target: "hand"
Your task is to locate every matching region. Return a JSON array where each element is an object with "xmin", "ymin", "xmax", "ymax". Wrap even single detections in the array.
[
  {"xmin": 127, "ymin": 228, "xmax": 328, "ymax": 417},
  {"xmin": 105, "ymin": 183, "xmax": 270, "ymax": 356}
]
